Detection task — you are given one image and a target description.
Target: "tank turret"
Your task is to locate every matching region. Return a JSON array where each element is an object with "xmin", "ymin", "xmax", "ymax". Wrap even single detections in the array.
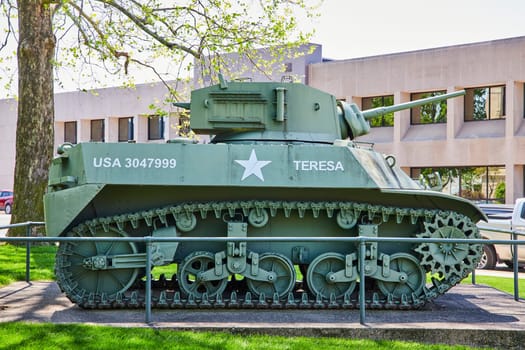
[{"xmin": 176, "ymin": 77, "xmax": 464, "ymax": 143}]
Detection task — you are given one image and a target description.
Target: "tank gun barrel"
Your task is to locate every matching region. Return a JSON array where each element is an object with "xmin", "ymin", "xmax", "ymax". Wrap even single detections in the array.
[
  {"xmin": 338, "ymin": 90, "xmax": 465, "ymax": 139},
  {"xmin": 361, "ymin": 90, "xmax": 465, "ymax": 120}
]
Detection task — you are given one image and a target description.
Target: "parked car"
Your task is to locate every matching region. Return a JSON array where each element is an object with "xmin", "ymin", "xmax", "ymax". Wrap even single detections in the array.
[
  {"xmin": 477, "ymin": 201, "xmax": 525, "ymax": 269},
  {"xmin": 0, "ymin": 190, "xmax": 13, "ymax": 214}
]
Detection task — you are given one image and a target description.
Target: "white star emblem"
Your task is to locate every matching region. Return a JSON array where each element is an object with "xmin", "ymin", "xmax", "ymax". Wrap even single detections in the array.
[{"xmin": 234, "ymin": 149, "xmax": 272, "ymax": 181}]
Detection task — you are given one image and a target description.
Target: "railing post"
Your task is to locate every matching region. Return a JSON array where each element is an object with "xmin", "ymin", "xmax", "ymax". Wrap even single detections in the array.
[
  {"xmin": 359, "ymin": 239, "xmax": 366, "ymax": 325},
  {"xmin": 145, "ymin": 237, "xmax": 152, "ymax": 323},
  {"xmin": 512, "ymin": 231, "xmax": 519, "ymax": 301},
  {"xmin": 25, "ymin": 223, "xmax": 31, "ymax": 283}
]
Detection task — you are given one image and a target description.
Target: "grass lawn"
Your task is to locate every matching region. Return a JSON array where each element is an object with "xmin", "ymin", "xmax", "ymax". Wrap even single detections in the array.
[
  {"xmin": 0, "ymin": 244, "xmax": 56, "ymax": 286},
  {"xmin": 463, "ymin": 274, "xmax": 525, "ymax": 299},
  {"xmin": 0, "ymin": 323, "xmax": 484, "ymax": 350}
]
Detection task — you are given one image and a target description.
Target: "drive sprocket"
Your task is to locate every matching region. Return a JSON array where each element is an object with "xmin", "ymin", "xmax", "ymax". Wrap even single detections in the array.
[{"xmin": 415, "ymin": 211, "xmax": 482, "ymax": 278}]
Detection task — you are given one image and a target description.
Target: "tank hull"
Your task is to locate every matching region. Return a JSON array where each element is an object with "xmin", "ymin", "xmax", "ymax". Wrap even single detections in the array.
[
  {"xmin": 45, "ymin": 141, "xmax": 483, "ymax": 310},
  {"xmin": 45, "ymin": 142, "xmax": 483, "ymax": 236}
]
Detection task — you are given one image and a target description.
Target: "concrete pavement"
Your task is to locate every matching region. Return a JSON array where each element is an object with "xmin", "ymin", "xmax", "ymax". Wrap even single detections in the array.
[{"xmin": 0, "ymin": 281, "xmax": 524, "ymax": 349}]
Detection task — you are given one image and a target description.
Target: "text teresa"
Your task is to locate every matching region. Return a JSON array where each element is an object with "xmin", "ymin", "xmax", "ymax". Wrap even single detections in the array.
[{"xmin": 293, "ymin": 160, "xmax": 344, "ymax": 172}]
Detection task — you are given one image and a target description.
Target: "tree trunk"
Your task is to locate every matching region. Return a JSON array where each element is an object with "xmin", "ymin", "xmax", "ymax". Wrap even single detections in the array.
[{"xmin": 9, "ymin": 1, "xmax": 55, "ymax": 236}]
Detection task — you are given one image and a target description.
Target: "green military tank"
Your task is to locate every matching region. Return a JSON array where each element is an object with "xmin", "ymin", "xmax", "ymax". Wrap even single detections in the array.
[{"xmin": 44, "ymin": 77, "xmax": 484, "ymax": 309}]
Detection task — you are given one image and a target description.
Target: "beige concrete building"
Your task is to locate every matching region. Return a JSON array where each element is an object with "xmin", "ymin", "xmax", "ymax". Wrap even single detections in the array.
[
  {"xmin": 0, "ymin": 81, "xmax": 187, "ymax": 190},
  {"xmin": 308, "ymin": 36, "xmax": 525, "ymax": 204},
  {"xmin": 1, "ymin": 38, "xmax": 524, "ymax": 203},
  {"xmin": 0, "ymin": 98, "xmax": 17, "ymax": 191},
  {"xmin": 0, "ymin": 44, "xmax": 322, "ymax": 191},
  {"xmin": 194, "ymin": 44, "xmax": 323, "ymax": 86}
]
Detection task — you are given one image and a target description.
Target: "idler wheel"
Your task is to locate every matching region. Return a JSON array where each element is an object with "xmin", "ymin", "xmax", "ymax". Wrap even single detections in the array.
[
  {"xmin": 376, "ymin": 253, "xmax": 425, "ymax": 299},
  {"xmin": 306, "ymin": 252, "xmax": 356, "ymax": 299},
  {"xmin": 55, "ymin": 227, "xmax": 139, "ymax": 303},
  {"xmin": 177, "ymin": 251, "xmax": 228, "ymax": 299},
  {"xmin": 246, "ymin": 253, "xmax": 296, "ymax": 299}
]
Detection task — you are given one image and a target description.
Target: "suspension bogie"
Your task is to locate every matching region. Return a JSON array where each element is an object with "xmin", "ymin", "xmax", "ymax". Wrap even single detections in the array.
[{"xmin": 55, "ymin": 200, "xmax": 482, "ymax": 309}]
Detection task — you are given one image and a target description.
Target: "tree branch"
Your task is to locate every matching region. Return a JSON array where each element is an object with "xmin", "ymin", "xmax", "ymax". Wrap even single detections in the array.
[
  {"xmin": 94, "ymin": 0, "xmax": 202, "ymax": 59},
  {"xmin": 66, "ymin": 1, "xmax": 132, "ymax": 72},
  {"xmin": 0, "ymin": 0, "xmax": 17, "ymax": 50}
]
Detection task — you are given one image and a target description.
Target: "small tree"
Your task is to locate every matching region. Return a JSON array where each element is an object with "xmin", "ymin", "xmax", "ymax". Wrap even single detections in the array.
[
  {"xmin": 1, "ymin": 0, "xmax": 318, "ymax": 236},
  {"xmin": 494, "ymin": 182, "xmax": 505, "ymax": 204}
]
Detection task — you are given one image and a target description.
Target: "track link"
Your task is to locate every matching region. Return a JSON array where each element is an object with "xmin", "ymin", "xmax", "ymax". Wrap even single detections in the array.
[{"xmin": 55, "ymin": 200, "xmax": 482, "ymax": 310}]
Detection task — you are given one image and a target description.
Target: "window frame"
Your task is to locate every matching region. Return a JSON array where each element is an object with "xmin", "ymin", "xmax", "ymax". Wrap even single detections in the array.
[
  {"xmin": 118, "ymin": 117, "xmax": 134, "ymax": 142},
  {"xmin": 410, "ymin": 166, "xmax": 506, "ymax": 203},
  {"xmin": 148, "ymin": 115, "xmax": 165, "ymax": 140},
  {"xmin": 90, "ymin": 119, "xmax": 105, "ymax": 142},
  {"xmin": 410, "ymin": 90, "xmax": 448, "ymax": 125},
  {"xmin": 64, "ymin": 121, "xmax": 77, "ymax": 144},
  {"xmin": 362, "ymin": 95, "xmax": 394, "ymax": 127},
  {"xmin": 464, "ymin": 85, "xmax": 506, "ymax": 121}
]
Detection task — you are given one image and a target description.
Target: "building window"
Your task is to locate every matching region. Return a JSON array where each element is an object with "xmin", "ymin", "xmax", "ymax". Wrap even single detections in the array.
[
  {"xmin": 118, "ymin": 117, "xmax": 134, "ymax": 142},
  {"xmin": 362, "ymin": 95, "xmax": 394, "ymax": 127},
  {"xmin": 64, "ymin": 121, "xmax": 77, "ymax": 144},
  {"xmin": 90, "ymin": 119, "xmax": 105, "ymax": 142},
  {"xmin": 464, "ymin": 86, "xmax": 505, "ymax": 121},
  {"xmin": 411, "ymin": 166, "xmax": 505, "ymax": 203},
  {"xmin": 284, "ymin": 62, "xmax": 293, "ymax": 73},
  {"xmin": 410, "ymin": 90, "xmax": 447, "ymax": 124},
  {"xmin": 148, "ymin": 116, "xmax": 165, "ymax": 140}
]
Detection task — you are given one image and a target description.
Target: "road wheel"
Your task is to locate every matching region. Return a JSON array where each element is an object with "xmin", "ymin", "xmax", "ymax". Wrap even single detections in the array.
[
  {"xmin": 477, "ymin": 244, "xmax": 497, "ymax": 270},
  {"xmin": 4, "ymin": 203, "xmax": 11, "ymax": 215}
]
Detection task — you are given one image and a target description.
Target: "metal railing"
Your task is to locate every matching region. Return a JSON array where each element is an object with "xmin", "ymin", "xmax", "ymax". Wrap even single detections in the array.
[
  {"xmin": 0, "ymin": 221, "xmax": 46, "ymax": 283},
  {"xmin": 475, "ymin": 224, "xmax": 524, "ymax": 302},
  {"xmin": 0, "ymin": 221, "xmax": 523, "ymax": 325}
]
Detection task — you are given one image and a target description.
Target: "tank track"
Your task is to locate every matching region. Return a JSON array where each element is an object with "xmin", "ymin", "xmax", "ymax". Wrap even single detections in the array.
[{"xmin": 55, "ymin": 200, "xmax": 482, "ymax": 310}]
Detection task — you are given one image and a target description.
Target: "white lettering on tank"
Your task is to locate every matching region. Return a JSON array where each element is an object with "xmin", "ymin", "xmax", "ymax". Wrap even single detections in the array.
[
  {"xmin": 293, "ymin": 160, "xmax": 344, "ymax": 172},
  {"xmin": 92, "ymin": 157, "xmax": 177, "ymax": 169},
  {"xmin": 93, "ymin": 157, "xmax": 121, "ymax": 168}
]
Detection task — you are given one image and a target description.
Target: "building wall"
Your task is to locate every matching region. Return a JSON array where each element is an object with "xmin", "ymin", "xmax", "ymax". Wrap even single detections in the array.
[
  {"xmin": 0, "ymin": 81, "xmax": 188, "ymax": 189},
  {"xmin": 308, "ymin": 36, "xmax": 525, "ymax": 204},
  {"xmin": 0, "ymin": 99, "xmax": 18, "ymax": 191},
  {"xmin": 193, "ymin": 43, "xmax": 323, "ymax": 86},
  {"xmin": 0, "ymin": 45, "xmax": 322, "ymax": 191}
]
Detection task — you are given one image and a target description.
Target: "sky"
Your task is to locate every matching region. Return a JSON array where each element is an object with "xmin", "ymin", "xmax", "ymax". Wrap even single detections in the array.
[
  {"xmin": 309, "ymin": 0, "xmax": 525, "ymax": 60},
  {"xmin": 2, "ymin": 0, "xmax": 525, "ymax": 98}
]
